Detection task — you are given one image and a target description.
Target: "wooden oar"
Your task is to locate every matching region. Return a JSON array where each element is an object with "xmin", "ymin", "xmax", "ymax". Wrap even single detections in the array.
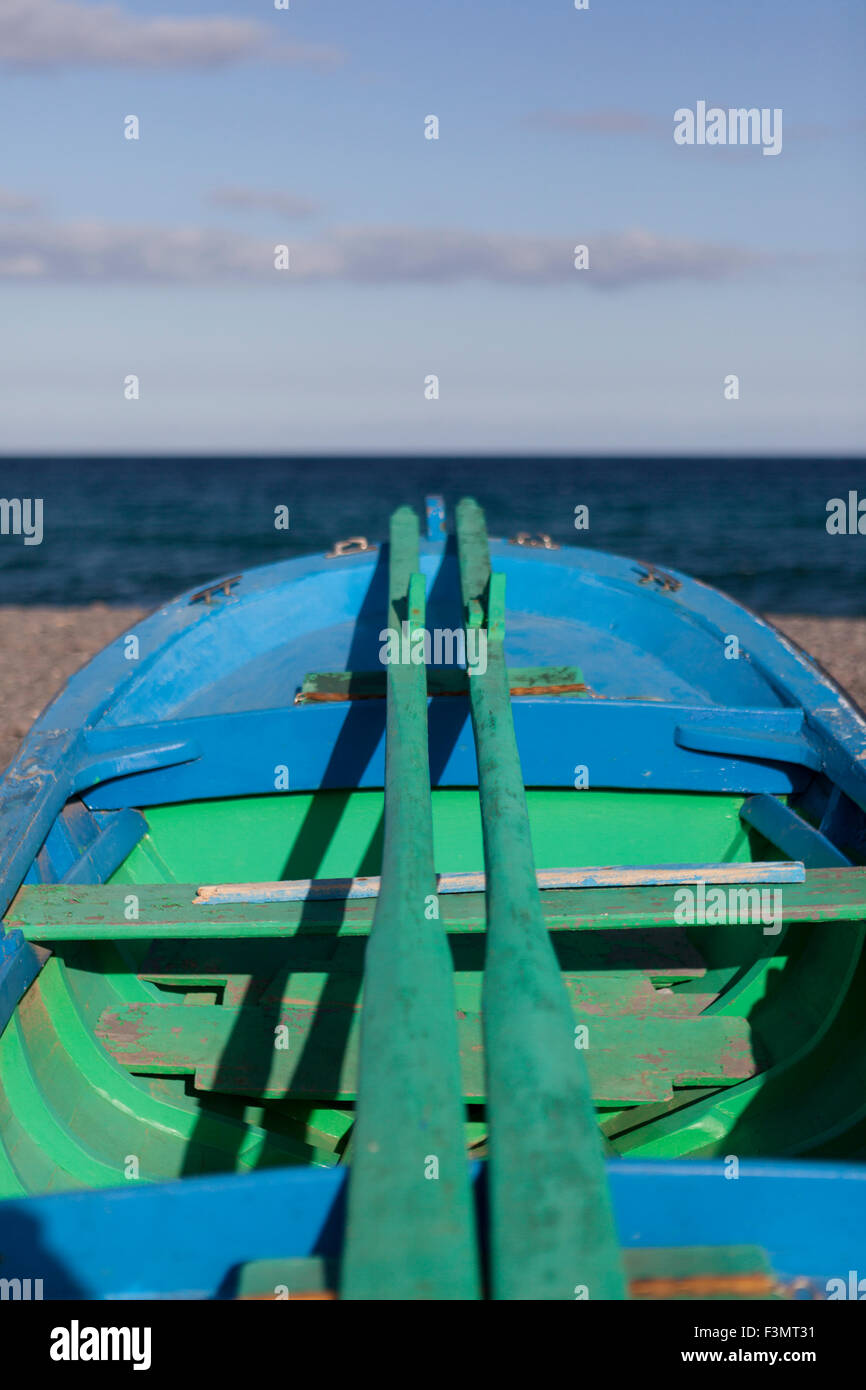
[
  {"xmin": 340, "ymin": 506, "xmax": 480, "ymax": 1300},
  {"xmin": 455, "ymin": 496, "xmax": 626, "ymax": 1300}
]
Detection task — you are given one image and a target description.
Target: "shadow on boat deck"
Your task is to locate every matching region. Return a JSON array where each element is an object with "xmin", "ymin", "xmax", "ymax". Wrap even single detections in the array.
[
  {"xmin": 178, "ymin": 538, "xmax": 473, "ymax": 1198},
  {"xmin": 0, "ymin": 1204, "xmax": 91, "ymax": 1299}
]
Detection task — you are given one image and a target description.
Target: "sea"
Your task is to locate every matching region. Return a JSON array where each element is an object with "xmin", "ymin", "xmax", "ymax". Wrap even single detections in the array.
[{"xmin": 0, "ymin": 456, "xmax": 864, "ymax": 614}]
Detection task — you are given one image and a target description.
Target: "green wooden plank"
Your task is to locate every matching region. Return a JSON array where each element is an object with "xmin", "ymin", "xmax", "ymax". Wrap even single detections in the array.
[
  {"xmin": 455, "ymin": 496, "xmax": 626, "ymax": 1301},
  {"xmin": 340, "ymin": 506, "xmax": 480, "ymax": 1301},
  {"xmin": 234, "ymin": 1257, "xmax": 339, "ymax": 1300},
  {"xmin": 624, "ymin": 1246, "xmax": 778, "ymax": 1300},
  {"xmin": 220, "ymin": 1245, "xmax": 778, "ymax": 1301},
  {"xmin": 96, "ymin": 993, "xmax": 755, "ymax": 1104},
  {"xmin": 295, "ymin": 665, "xmax": 587, "ymax": 701},
  {"xmin": 12, "ymin": 866, "xmax": 866, "ymax": 940}
]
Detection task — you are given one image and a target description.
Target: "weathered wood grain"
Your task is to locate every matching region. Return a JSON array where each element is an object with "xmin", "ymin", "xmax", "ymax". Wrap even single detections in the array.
[
  {"xmin": 12, "ymin": 866, "xmax": 864, "ymax": 940},
  {"xmin": 456, "ymin": 496, "xmax": 626, "ymax": 1301},
  {"xmin": 340, "ymin": 506, "xmax": 480, "ymax": 1300}
]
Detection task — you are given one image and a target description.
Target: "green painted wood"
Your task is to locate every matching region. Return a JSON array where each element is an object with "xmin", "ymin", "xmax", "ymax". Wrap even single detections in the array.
[
  {"xmin": 107, "ymin": 788, "xmax": 755, "ymax": 888},
  {"xmin": 296, "ymin": 665, "xmax": 587, "ymax": 701},
  {"xmin": 624, "ymin": 1245, "xmax": 778, "ymax": 1300},
  {"xmin": 95, "ymin": 992, "xmax": 755, "ymax": 1104},
  {"xmin": 4, "ymin": 767, "xmax": 809, "ymax": 1200},
  {"xmin": 341, "ymin": 506, "xmax": 480, "ymax": 1301},
  {"xmin": 14, "ymin": 867, "xmax": 866, "ymax": 941},
  {"xmin": 610, "ymin": 797, "xmax": 866, "ymax": 1160},
  {"xmin": 0, "ymin": 952, "xmax": 336, "ymax": 1200},
  {"xmin": 220, "ymin": 1245, "xmax": 777, "ymax": 1301},
  {"xmin": 455, "ymin": 496, "xmax": 626, "ymax": 1301},
  {"xmin": 234, "ymin": 1257, "xmax": 339, "ymax": 1299}
]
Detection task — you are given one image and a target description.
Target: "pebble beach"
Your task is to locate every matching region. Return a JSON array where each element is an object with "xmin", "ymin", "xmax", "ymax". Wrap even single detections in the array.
[{"xmin": 1, "ymin": 605, "xmax": 864, "ymax": 773}]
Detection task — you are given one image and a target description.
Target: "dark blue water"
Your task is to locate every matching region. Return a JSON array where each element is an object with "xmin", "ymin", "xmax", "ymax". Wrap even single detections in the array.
[{"xmin": 0, "ymin": 457, "xmax": 864, "ymax": 613}]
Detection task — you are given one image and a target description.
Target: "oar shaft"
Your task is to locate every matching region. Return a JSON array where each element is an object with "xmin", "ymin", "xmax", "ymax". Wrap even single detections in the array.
[
  {"xmin": 341, "ymin": 506, "xmax": 480, "ymax": 1300},
  {"xmin": 456, "ymin": 497, "xmax": 626, "ymax": 1300}
]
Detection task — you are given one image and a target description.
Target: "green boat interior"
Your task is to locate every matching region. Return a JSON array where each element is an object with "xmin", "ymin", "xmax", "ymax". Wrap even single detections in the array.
[{"xmin": 3, "ymin": 784, "xmax": 862, "ymax": 1201}]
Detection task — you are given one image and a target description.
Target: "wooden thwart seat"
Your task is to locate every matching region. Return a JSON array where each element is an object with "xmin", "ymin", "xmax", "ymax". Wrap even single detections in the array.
[
  {"xmin": 229, "ymin": 1245, "xmax": 779, "ymax": 1301},
  {"xmin": 10, "ymin": 866, "xmax": 866, "ymax": 940},
  {"xmin": 294, "ymin": 665, "xmax": 588, "ymax": 702},
  {"xmin": 95, "ymin": 990, "xmax": 756, "ymax": 1105}
]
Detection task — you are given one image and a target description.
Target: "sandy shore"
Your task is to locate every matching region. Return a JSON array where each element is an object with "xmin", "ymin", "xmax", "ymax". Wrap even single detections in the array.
[
  {"xmin": 0, "ymin": 606, "xmax": 146, "ymax": 772},
  {"xmin": 0, "ymin": 606, "xmax": 864, "ymax": 773}
]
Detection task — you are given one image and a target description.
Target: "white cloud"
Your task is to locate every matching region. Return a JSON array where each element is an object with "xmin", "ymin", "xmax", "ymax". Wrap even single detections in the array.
[
  {"xmin": 0, "ymin": 0, "xmax": 342, "ymax": 68},
  {"xmin": 0, "ymin": 215, "xmax": 774, "ymax": 288},
  {"xmin": 0, "ymin": 251, "xmax": 45, "ymax": 273},
  {"xmin": 0, "ymin": 186, "xmax": 43, "ymax": 212},
  {"xmin": 208, "ymin": 188, "xmax": 323, "ymax": 218}
]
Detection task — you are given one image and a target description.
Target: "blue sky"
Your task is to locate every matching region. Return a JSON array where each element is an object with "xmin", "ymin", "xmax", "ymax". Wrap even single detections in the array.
[{"xmin": 0, "ymin": 0, "xmax": 863, "ymax": 453}]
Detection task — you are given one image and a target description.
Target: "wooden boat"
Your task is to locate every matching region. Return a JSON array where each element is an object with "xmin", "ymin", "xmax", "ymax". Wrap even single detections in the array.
[{"xmin": 1, "ymin": 495, "xmax": 866, "ymax": 1300}]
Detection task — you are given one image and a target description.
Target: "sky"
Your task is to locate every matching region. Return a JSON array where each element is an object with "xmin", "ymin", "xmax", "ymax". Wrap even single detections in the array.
[{"xmin": 0, "ymin": 0, "xmax": 864, "ymax": 454}]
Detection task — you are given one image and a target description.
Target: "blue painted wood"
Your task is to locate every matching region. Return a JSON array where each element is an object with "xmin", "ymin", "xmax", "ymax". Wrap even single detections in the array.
[
  {"xmin": 425, "ymin": 494, "xmax": 446, "ymax": 540},
  {"xmin": 675, "ymin": 720, "xmax": 822, "ymax": 770},
  {"xmin": 0, "ymin": 930, "xmax": 46, "ymax": 1037},
  {"xmin": 1, "ymin": 510, "xmax": 865, "ymax": 1298},
  {"xmin": 74, "ymin": 727, "xmax": 200, "ymax": 791},
  {"xmin": 79, "ymin": 702, "xmax": 813, "ymax": 810},
  {"xmin": 2, "ymin": 533, "xmax": 862, "ymax": 751},
  {"xmin": 0, "ymin": 730, "xmax": 199, "ymax": 920},
  {"xmin": 59, "ymin": 809, "xmax": 147, "ymax": 885},
  {"xmin": 0, "ymin": 729, "xmax": 83, "ymax": 921},
  {"xmin": 0, "ymin": 585, "xmax": 221, "ymax": 922},
  {"xmin": 740, "ymin": 795, "xmax": 851, "ymax": 869},
  {"xmin": 3, "ymin": 519, "xmax": 866, "ymax": 955},
  {"xmin": 0, "ymin": 1158, "xmax": 863, "ymax": 1298},
  {"xmin": 23, "ymin": 801, "xmax": 146, "ymax": 897},
  {"xmin": 819, "ymin": 786, "xmax": 866, "ymax": 863},
  {"xmin": 40, "ymin": 800, "xmax": 99, "ymax": 881}
]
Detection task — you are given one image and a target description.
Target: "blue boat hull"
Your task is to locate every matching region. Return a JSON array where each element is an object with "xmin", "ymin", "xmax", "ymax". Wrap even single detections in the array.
[{"xmin": 2, "ymin": 512, "xmax": 866, "ymax": 1298}]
